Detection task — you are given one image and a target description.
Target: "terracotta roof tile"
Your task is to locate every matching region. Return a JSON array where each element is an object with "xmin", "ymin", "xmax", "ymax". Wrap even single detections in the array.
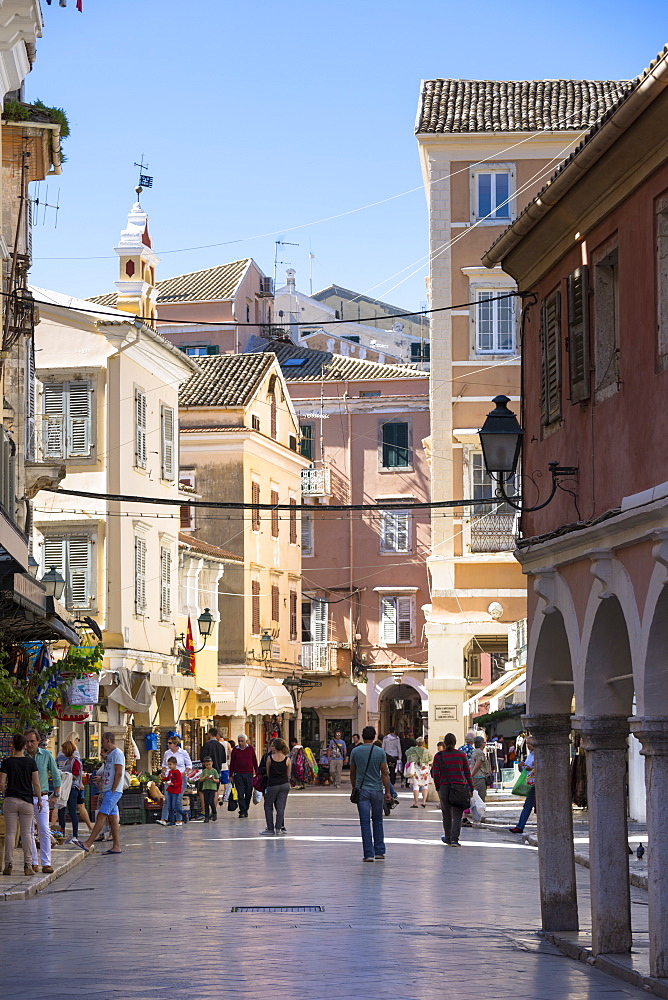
[
  {"xmin": 179, "ymin": 532, "xmax": 242, "ymax": 562},
  {"xmin": 88, "ymin": 258, "xmax": 253, "ymax": 308},
  {"xmin": 416, "ymin": 79, "xmax": 630, "ymax": 134},
  {"xmin": 250, "ymin": 340, "xmax": 428, "ymax": 381},
  {"xmin": 179, "ymin": 352, "xmax": 275, "ymax": 407}
]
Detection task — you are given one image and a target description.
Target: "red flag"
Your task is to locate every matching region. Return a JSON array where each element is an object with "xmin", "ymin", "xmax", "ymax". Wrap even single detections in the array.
[
  {"xmin": 185, "ymin": 616, "xmax": 196, "ymax": 675},
  {"xmin": 76, "ymin": 0, "xmax": 83, "ymax": 10}
]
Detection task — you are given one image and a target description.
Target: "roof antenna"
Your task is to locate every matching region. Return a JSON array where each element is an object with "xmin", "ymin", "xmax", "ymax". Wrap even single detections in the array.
[{"xmin": 134, "ymin": 154, "xmax": 153, "ymax": 202}]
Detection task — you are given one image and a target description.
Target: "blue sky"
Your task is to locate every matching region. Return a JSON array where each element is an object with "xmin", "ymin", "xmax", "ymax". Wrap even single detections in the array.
[{"xmin": 26, "ymin": 1, "xmax": 666, "ymax": 310}]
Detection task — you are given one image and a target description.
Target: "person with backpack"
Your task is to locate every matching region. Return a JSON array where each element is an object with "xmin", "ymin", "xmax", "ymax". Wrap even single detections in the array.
[
  {"xmin": 431, "ymin": 733, "xmax": 473, "ymax": 847},
  {"xmin": 349, "ymin": 726, "xmax": 392, "ymax": 862}
]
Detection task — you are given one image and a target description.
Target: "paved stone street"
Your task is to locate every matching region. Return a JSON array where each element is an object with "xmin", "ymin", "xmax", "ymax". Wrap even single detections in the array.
[{"xmin": 1, "ymin": 789, "xmax": 650, "ymax": 1000}]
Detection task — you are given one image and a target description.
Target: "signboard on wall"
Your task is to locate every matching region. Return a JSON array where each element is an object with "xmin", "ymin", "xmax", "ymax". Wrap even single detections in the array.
[{"xmin": 434, "ymin": 705, "xmax": 458, "ymax": 721}]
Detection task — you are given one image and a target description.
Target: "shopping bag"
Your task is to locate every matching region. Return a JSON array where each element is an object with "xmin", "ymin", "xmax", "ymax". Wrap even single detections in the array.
[
  {"xmin": 227, "ymin": 794, "xmax": 238, "ymax": 812},
  {"xmin": 57, "ymin": 770, "xmax": 73, "ymax": 808},
  {"xmin": 470, "ymin": 790, "xmax": 486, "ymax": 823},
  {"xmin": 252, "ymin": 788, "xmax": 263, "ymax": 805},
  {"xmin": 512, "ymin": 769, "xmax": 529, "ymax": 797}
]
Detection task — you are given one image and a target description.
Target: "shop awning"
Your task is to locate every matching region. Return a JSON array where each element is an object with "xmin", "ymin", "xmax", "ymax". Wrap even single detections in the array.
[
  {"xmin": 240, "ymin": 676, "xmax": 294, "ymax": 715},
  {"xmin": 300, "ymin": 693, "xmax": 357, "ymax": 710},
  {"xmin": 463, "ymin": 668, "xmax": 526, "ymax": 717}
]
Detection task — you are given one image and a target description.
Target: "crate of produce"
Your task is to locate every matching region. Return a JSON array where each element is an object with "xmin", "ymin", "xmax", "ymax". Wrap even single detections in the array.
[
  {"xmin": 119, "ymin": 791, "xmax": 144, "ymax": 810},
  {"xmin": 119, "ymin": 807, "xmax": 145, "ymax": 826}
]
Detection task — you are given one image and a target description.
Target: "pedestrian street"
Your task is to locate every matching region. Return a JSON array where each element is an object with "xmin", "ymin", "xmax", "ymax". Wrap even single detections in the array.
[{"xmin": 1, "ymin": 789, "xmax": 649, "ymax": 1000}]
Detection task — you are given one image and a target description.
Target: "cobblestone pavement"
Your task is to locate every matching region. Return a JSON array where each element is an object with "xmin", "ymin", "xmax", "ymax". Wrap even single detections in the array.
[{"xmin": 1, "ymin": 789, "xmax": 650, "ymax": 1000}]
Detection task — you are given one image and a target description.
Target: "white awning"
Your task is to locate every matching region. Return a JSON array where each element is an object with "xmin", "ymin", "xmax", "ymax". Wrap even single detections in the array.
[
  {"xmin": 241, "ymin": 676, "xmax": 294, "ymax": 715},
  {"xmin": 463, "ymin": 668, "xmax": 525, "ymax": 716},
  {"xmin": 300, "ymin": 694, "xmax": 357, "ymax": 711}
]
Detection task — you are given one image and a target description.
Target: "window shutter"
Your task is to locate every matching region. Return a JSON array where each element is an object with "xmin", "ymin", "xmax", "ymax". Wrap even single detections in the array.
[
  {"xmin": 289, "ymin": 498, "xmax": 297, "ymax": 543},
  {"xmin": 251, "ymin": 482, "xmax": 260, "ymax": 530},
  {"xmin": 135, "ymin": 389, "xmax": 147, "ymax": 468},
  {"xmin": 67, "ymin": 381, "xmax": 92, "ymax": 458},
  {"xmin": 252, "ymin": 579, "xmax": 261, "ymax": 634},
  {"xmin": 567, "ymin": 267, "xmax": 590, "ymax": 403},
  {"xmin": 271, "ymin": 583, "xmax": 280, "ymax": 623},
  {"xmin": 271, "ymin": 489, "xmax": 279, "ymax": 537},
  {"xmin": 381, "ymin": 511, "xmax": 396, "ymax": 551},
  {"xmin": 396, "ymin": 597, "xmax": 412, "ymax": 643},
  {"xmin": 161, "ymin": 406, "xmax": 175, "ymax": 480},
  {"xmin": 68, "ymin": 536, "xmax": 91, "ymax": 608},
  {"xmin": 206, "ymin": 345, "xmax": 219, "ymax": 355},
  {"xmin": 160, "ymin": 547, "xmax": 171, "ymax": 620},
  {"xmin": 42, "ymin": 383, "xmax": 65, "ymax": 459},
  {"xmin": 396, "ymin": 512, "xmax": 409, "ymax": 552},
  {"xmin": 301, "ymin": 509, "xmax": 313, "ymax": 555},
  {"xmin": 381, "ymin": 597, "xmax": 397, "ymax": 644},
  {"xmin": 43, "ymin": 536, "xmax": 65, "ymax": 578},
  {"xmin": 540, "ymin": 291, "xmax": 562, "ymax": 426},
  {"xmin": 312, "ymin": 599, "xmax": 328, "ymax": 642},
  {"xmin": 289, "ymin": 590, "xmax": 298, "ymax": 641},
  {"xmin": 135, "ymin": 535, "xmax": 147, "ymax": 614},
  {"xmin": 25, "ymin": 340, "xmax": 36, "ymax": 460}
]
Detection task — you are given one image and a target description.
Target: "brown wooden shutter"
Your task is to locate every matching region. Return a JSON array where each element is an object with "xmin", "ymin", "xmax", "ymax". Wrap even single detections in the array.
[
  {"xmin": 567, "ymin": 266, "xmax": 590, "ymax": 403},
  {"xmin": 251, "ymin": 482, "xmax": 260, "ymax": 530},
  {"xmin": 271, "ymin": 583, "xmax": 280, "ymax": 623},
  {"xmin": 289, "ymin": 590, "xmax": 298, "ymax": 641},
  {"xmin": 271, "ymin": 490, "xmax": 279, "ymax": 537},
  {"xmin": 289, "ymin": 498, "xmax": 297, "ymax": 543},
  {"xmin": 540, "ymin": 290, "xmax": 562, "ymax": 425},
  {"xmin": 252, "ymin": 580, "xmax": 261, "ymax": 635}
]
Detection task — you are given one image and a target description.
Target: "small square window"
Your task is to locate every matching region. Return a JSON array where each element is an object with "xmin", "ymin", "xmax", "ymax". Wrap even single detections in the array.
[{"xmin": 471, "ymin": 168, "xmax": 514, "ymax": 222}]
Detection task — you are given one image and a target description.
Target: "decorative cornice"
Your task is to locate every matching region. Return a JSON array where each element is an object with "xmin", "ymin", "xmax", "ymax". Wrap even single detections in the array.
[{"xmin": 533, "ymin": 566, "xmax": 558, "ymax": 614}]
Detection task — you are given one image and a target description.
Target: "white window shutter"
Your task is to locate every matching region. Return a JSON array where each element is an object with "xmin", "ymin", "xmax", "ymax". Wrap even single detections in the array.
[
  {"xmin": 68, "ymin": 536, "xmax": 91, "ymax": 608},
  {"xmin": 42, "ymin": 383, "xmax": 65, "ymax": 459},
  {"xmin": 135, "ymin": 536, "xmax": 147, "ymax": 614},
  {"xmin": 135, "ymin": 389, "xmax": 147, "ymax": 468},
  {"xmin": 67, "ymin": 381, "xmax": 92, "ymax": 458},
  {"xmin": 396, "ymin": 597, "xmax": 412, "ymax": 643},
  {"xmin": 43, "ymin": 536, "xmax": 65, "ymax": 578},
  {"xmin": 161, "ymin": 406, "xmax": 175, "ymax": 480},
  {"xmin": 301, "ymin": 510, "xmax": 313, "ymax": 555},
  {"xmin": 396, "ymin": 512, "xmax": 409, "ymax": 553},
  {"xmin": 312, "ymin": 598, "xmax": 328, "ymax": 642},
  {"xmin": 381, "ymin": 511, "xmax": 396, "ymax": 551},
  {"xmin": 381, "ymin": 597, "xmax": 397, "ymax": 644},
  {"xmin": 160, "ymin": 547, "xmax": 171, "ymax": 619}
]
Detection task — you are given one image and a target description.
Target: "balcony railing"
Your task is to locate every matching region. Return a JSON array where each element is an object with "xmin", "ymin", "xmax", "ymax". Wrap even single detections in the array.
[
  {"xmin": 469, "ymin": 512, "xmax": 519, "ymax": 553},
  {"xmin": 301, "ymin": 465, "xmax": 331, "ymax": 497},
  {"xmin": 301, "ymin": 642, "xmax": 334, "ymax": 671}
]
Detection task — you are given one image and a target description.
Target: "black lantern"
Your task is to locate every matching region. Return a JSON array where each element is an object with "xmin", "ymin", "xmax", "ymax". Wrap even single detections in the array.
[
  {"xmin": 478, "ymin": 395, "xmax": 523, "ymax": 477},
  {"xmin": 197, "ymin": 607, "xmax": 214, "ymax": 639},
  {"xmin": 260, "ymin": 629, "xmax": 273, "ymax": 658},
  {"xmin": 42, "ymin": 565, "xmax": 65, "ymax": 601}
]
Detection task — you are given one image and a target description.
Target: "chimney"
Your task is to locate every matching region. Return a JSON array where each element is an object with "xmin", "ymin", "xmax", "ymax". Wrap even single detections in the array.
[{"xmin": 286, "ymin": 268, "xmax": 296, "ymax": 292}]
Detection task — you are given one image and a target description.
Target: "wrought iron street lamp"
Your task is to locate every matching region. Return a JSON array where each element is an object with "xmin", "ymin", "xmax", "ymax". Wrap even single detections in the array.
[
  {"xmin": 42, "ymin": 565, "xmax": 65, "ymax": 601},
  {"xmin": 260, "ymin": 629, "xmax": 273, "ymax": 659},
  {"xmin": 478, "ymin": 395, "xmax": 578, "ymax": 512},
  {"xmin": 176, "ymin": 607, "xmax": 215, "ymax": 655}
]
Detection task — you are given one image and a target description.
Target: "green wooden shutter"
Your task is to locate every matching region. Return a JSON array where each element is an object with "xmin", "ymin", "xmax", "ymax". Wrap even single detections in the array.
[
  {"xmin": 567, "ymin": 266, "xmax": 590, "ymax": 403},
  {"xmin": 540, "ymin": 291, "xmax": 562, "ymax": 426}
]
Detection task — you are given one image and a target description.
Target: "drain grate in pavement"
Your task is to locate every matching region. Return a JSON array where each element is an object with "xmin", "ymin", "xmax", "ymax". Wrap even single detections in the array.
[{"xmin": 231, "ymin": 905, "xmax": 324, "ymax": 913}]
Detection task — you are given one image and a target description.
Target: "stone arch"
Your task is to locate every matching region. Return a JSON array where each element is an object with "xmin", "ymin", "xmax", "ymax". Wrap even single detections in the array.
[
  {"xmin": 642, "ymin": 581, "xmax": 668, "ymax": 716},
  {"xmin": 367, "ymin": 673, "xmax": 428, "ymax": 715},
  {"xmin": 527, "ymin": 610, "xmax": 574, "ymax": 715},
  {"xmin": 582, "ymin": 596, "xmax": 634, "ymax": 717}
]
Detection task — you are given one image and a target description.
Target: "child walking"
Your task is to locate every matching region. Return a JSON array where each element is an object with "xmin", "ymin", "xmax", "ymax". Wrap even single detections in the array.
[
  {"xmin": 165, "ymin": 757, "xmax": 187, "ymax": 826},
  {"xmin": 200, "ymin": 757, "xmax": 221, "ymax": 822}
]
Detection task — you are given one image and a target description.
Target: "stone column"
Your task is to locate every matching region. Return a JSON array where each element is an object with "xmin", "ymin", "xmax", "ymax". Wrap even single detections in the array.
[
  {"xmin": 523, "ymin": 714, "xmax": 579, "ymax": 932},
  {"xmin": 629, "ymin": 717, "xmax": 668, "ymax": 977},
  {"xmin": 576, "ymin": 716, "xmax": 632, "ymax": 955}
]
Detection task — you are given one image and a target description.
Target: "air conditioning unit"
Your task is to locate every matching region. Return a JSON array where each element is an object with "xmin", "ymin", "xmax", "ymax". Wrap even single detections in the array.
[{"xmin": 259, "ymin": 276, "xmax": 274, "ymax": 296}]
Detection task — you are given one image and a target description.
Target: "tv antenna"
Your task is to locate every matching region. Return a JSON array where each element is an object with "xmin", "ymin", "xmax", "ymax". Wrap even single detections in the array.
[
  {"xmin": 31, "ymin": 183, "xmax": 60, "ymax": 228},
  {"xmin": 274, "ymin": 239, "xmax": 299, "ymax": 286},
  {"xmin": 134, "ymin": 155, "xmax": 153, "ymax": 198}
]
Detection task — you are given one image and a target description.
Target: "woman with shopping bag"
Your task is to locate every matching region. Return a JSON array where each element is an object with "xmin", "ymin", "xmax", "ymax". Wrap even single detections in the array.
[
  {"xmin": 405, "ymin": 737, "xmax": 432, "ymax": 808},
  {"xmin": 509, "ymin": 738, "xmax": 535, "ymax": 834},
  {"xmin": 469, "ymin": 735, "xmax": 493, "ymax": 805},
  {"xmin": 431, "ymin": 733, "xmax": 473, "ymax": 846}
]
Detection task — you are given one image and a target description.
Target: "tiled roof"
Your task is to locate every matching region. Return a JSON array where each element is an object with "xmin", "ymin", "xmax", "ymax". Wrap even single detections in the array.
[
  {"xmin": 180, "ymin": 352, "xmax": 275, "ymax": 407},
  {"xmin": 312, "ymin": 284, "xmax": 418, "ymax": 319},
  {"xmin": 88, "ymin": 258, "xmax": 252, "ymax": 308},
  {"xmin": 250, "ymin": 340, "xmax": 428, "ymax": 381},
  {"xmin": 179, "ymin": 532, "xmax": 242, "ymax": 562},
  {"xmin": 415, "ymin": 79, "xmax": 630, "ymax": 134}
]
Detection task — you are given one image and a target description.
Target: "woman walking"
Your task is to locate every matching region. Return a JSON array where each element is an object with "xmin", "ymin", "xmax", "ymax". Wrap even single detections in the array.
[
  {"xmin": 57, "ymin": 731, "xmax": 94, "ymax": 835},
  {"xmin": 509, "ymin": 739, "xmax": 536, "ymax": 834},
  {"xmin": 57, "ymin": 740, "xmax": 84, "ymax": 846},
  {"xmin": 406, "ymin": 737, "xmax": 432, "ymax": 808},
  {"xmin": 261, "ymin": 738, "xmax": 292, "ymax": 836},
  {"xmin": 431, "ymin": 733, "xmax": 473, "ymax": 847},
  {"xmin": 469, "ymin": 735, "xmax": 492, "ymax": 805},
  {"xmin": 0, "ymin": 733, "xmax": 42, "ymax": 876}
]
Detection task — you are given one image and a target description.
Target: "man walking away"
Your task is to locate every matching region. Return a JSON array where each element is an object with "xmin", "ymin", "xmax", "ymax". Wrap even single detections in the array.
[
  {"xmin": 382, "ymin": 727, "xmax": 402, "ymax": 785},
  {"xmin": 327, "ymin": 730, "xmax": 347, "ymax": 788},
  {"xmin": 24, "ymin": 729, "xmax": 61, "ymax": 874},
  {"xmin": 432, "ymin": 733, "xmax": 473, "ymax": 847},
  {"xmin": 349, "ymin": 726, "xmax": 392, "ymax": 862},
  {"xmin": 229, "ymin": 734, "xmax": 258, "ymax": 818},
  {"xmin": 79, "ymin": 732, "xmax": 125, "ymax": 854}
]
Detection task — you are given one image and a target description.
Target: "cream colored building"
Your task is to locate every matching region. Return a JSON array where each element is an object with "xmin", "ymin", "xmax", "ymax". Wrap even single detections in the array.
[
  {"xmin": 178, "ymin": 351, "xmax": 308, "ymax": 747},
  {"xmin": 415, "ymin": 78, "xmax": 627, "ymax": 740}
]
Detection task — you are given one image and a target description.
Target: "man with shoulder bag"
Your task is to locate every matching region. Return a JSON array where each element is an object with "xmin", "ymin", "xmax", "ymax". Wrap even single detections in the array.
[
  {"xmin": 349, "ymin": 726, "xmax": 392, "ymax": 863},
  {"xmin": 431, "ymin": 733, "xmax": 474, "ymax": 847}
]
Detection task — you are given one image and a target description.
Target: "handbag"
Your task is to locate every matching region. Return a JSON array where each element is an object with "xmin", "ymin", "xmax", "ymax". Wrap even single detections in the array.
[
  {"xmin": 350, "ymin": 745, "xmax": 374, "ymax": 803},
  {"xmin": 252, "ymin": 773, "xmax": 267, "ymax": 793},
  {"xmin": 447, "ymin": 783, "xmax": 471, "ymax": 809},
  {"xmin": 484, "ymin": 774, "xmax": 494, "ymax": 787}
]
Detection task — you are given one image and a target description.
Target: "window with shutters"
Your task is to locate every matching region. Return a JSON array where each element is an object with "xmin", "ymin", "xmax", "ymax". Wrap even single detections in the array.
[
  {"xmin": 540, "ymin": 290, "xmax": 562, "ymax": 426},
  {"xmin": 251, "ymin": 413, "xmax": 260, "ymax": 431},
  {"xmin": 25, "ymin": 340, "xmax": 36, "ymax": 461},
  {"xmin": 160, "ymin": 405, "xmax": 175, "ymax": 480},
  {"xmin": 271, "ymin": 582, "xmax": 280, "ymax": 623},
  {"xmin": 301, "ymin": 508, "xmax": 313, "ymax": 556},
  {"xmin": 380, "ymin": 596, "xmax": 413, "ymax": 645},
  {"xmin": 567, "ymin": 266, "xmax": 590, "ymax": 403},
  {"xmin": 134, "ymin": 535, "xmax": 147, "ymax": 615},
  {"xmin": 657, "ymin": 198, "xmax": 668, "ymax": 368},
  {"xmin": 593, "ymin": 246, "xmax": 620, "ymax": 402},
  {"xmin": 381, "ymin": 421, "xmax": 410, "ymax": 469},
  {"xmin": 42, "ymin": 534, "xmax": 93, "ymax": 610},
  {"xmin": 271, "ymin": 489, "xmax": 279, "ymax": 537},
  {"xmin": 379, "ymin": 504, "xmax": 411, "ymax": 553},
  {"xmin": 179, "ymin": 472, "xmax": 195, "ymax": 531},
  {"xmin": 300, "ymin": 423, "xmax": 314, "ymax": 460},
  {"xmin": 471, "ymin": 166, "xmax": 514, "ymax": 222},
  {"xmin": 42, "ymin": 380, "xmax": 93, "ymax": 460},
  {"xmin": 135, "ymin": 388, "xmax": 147, "ymax": 468},
  {"xmin": 160, "ymin": 546, "xmax": 171, "ymax": 620},
  {"xmin": 289, "ymin": 590, "xmax": 298, "ymax": 641},
  {"xmin": 475, "ymin": 290, "xmax": 515, "ymax": 354},
  {"xmin": 251, "ymin": 579, "xmax": 261, "ymax": 635},
  {"xmin": 251, "ymin": 482, "xmax": 261, "ymax": 531},
  {"xmin": 289, "ymin": 497, "xmax": 297, "ymax": 544}
]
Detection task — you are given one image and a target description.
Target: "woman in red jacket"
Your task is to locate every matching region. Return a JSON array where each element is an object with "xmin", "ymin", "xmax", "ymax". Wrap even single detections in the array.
[{"xmin": 431, "ymin": 733, "xmax": 473, "ymax": 847}]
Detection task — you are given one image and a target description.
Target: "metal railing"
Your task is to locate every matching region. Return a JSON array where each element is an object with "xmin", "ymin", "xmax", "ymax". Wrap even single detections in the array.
[
  {"xmin": 469, "ymin": 512, "xmax": 519, "ymax": 552},
  {"xmin": 301, "ymin": 466, "xmax": 331, "ymax": 497},
  {"xmin": 301, "ymin": 642, "xmax": 334, "ymax": 671}
]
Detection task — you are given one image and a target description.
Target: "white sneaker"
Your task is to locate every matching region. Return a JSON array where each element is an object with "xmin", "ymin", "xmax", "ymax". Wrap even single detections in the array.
[
  {"xmin": 156, "ymin": 819, "xmax": 167, "ymax": 826},
  {"xmin": 175, "ymin": 821, "xmax": 183, "ymax": 827}
]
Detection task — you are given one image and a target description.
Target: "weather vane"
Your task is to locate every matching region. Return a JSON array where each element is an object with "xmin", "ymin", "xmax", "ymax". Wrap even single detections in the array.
[{"xmin": 134, "ymin": 155, "xmax": 153, "ymax": 196}]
